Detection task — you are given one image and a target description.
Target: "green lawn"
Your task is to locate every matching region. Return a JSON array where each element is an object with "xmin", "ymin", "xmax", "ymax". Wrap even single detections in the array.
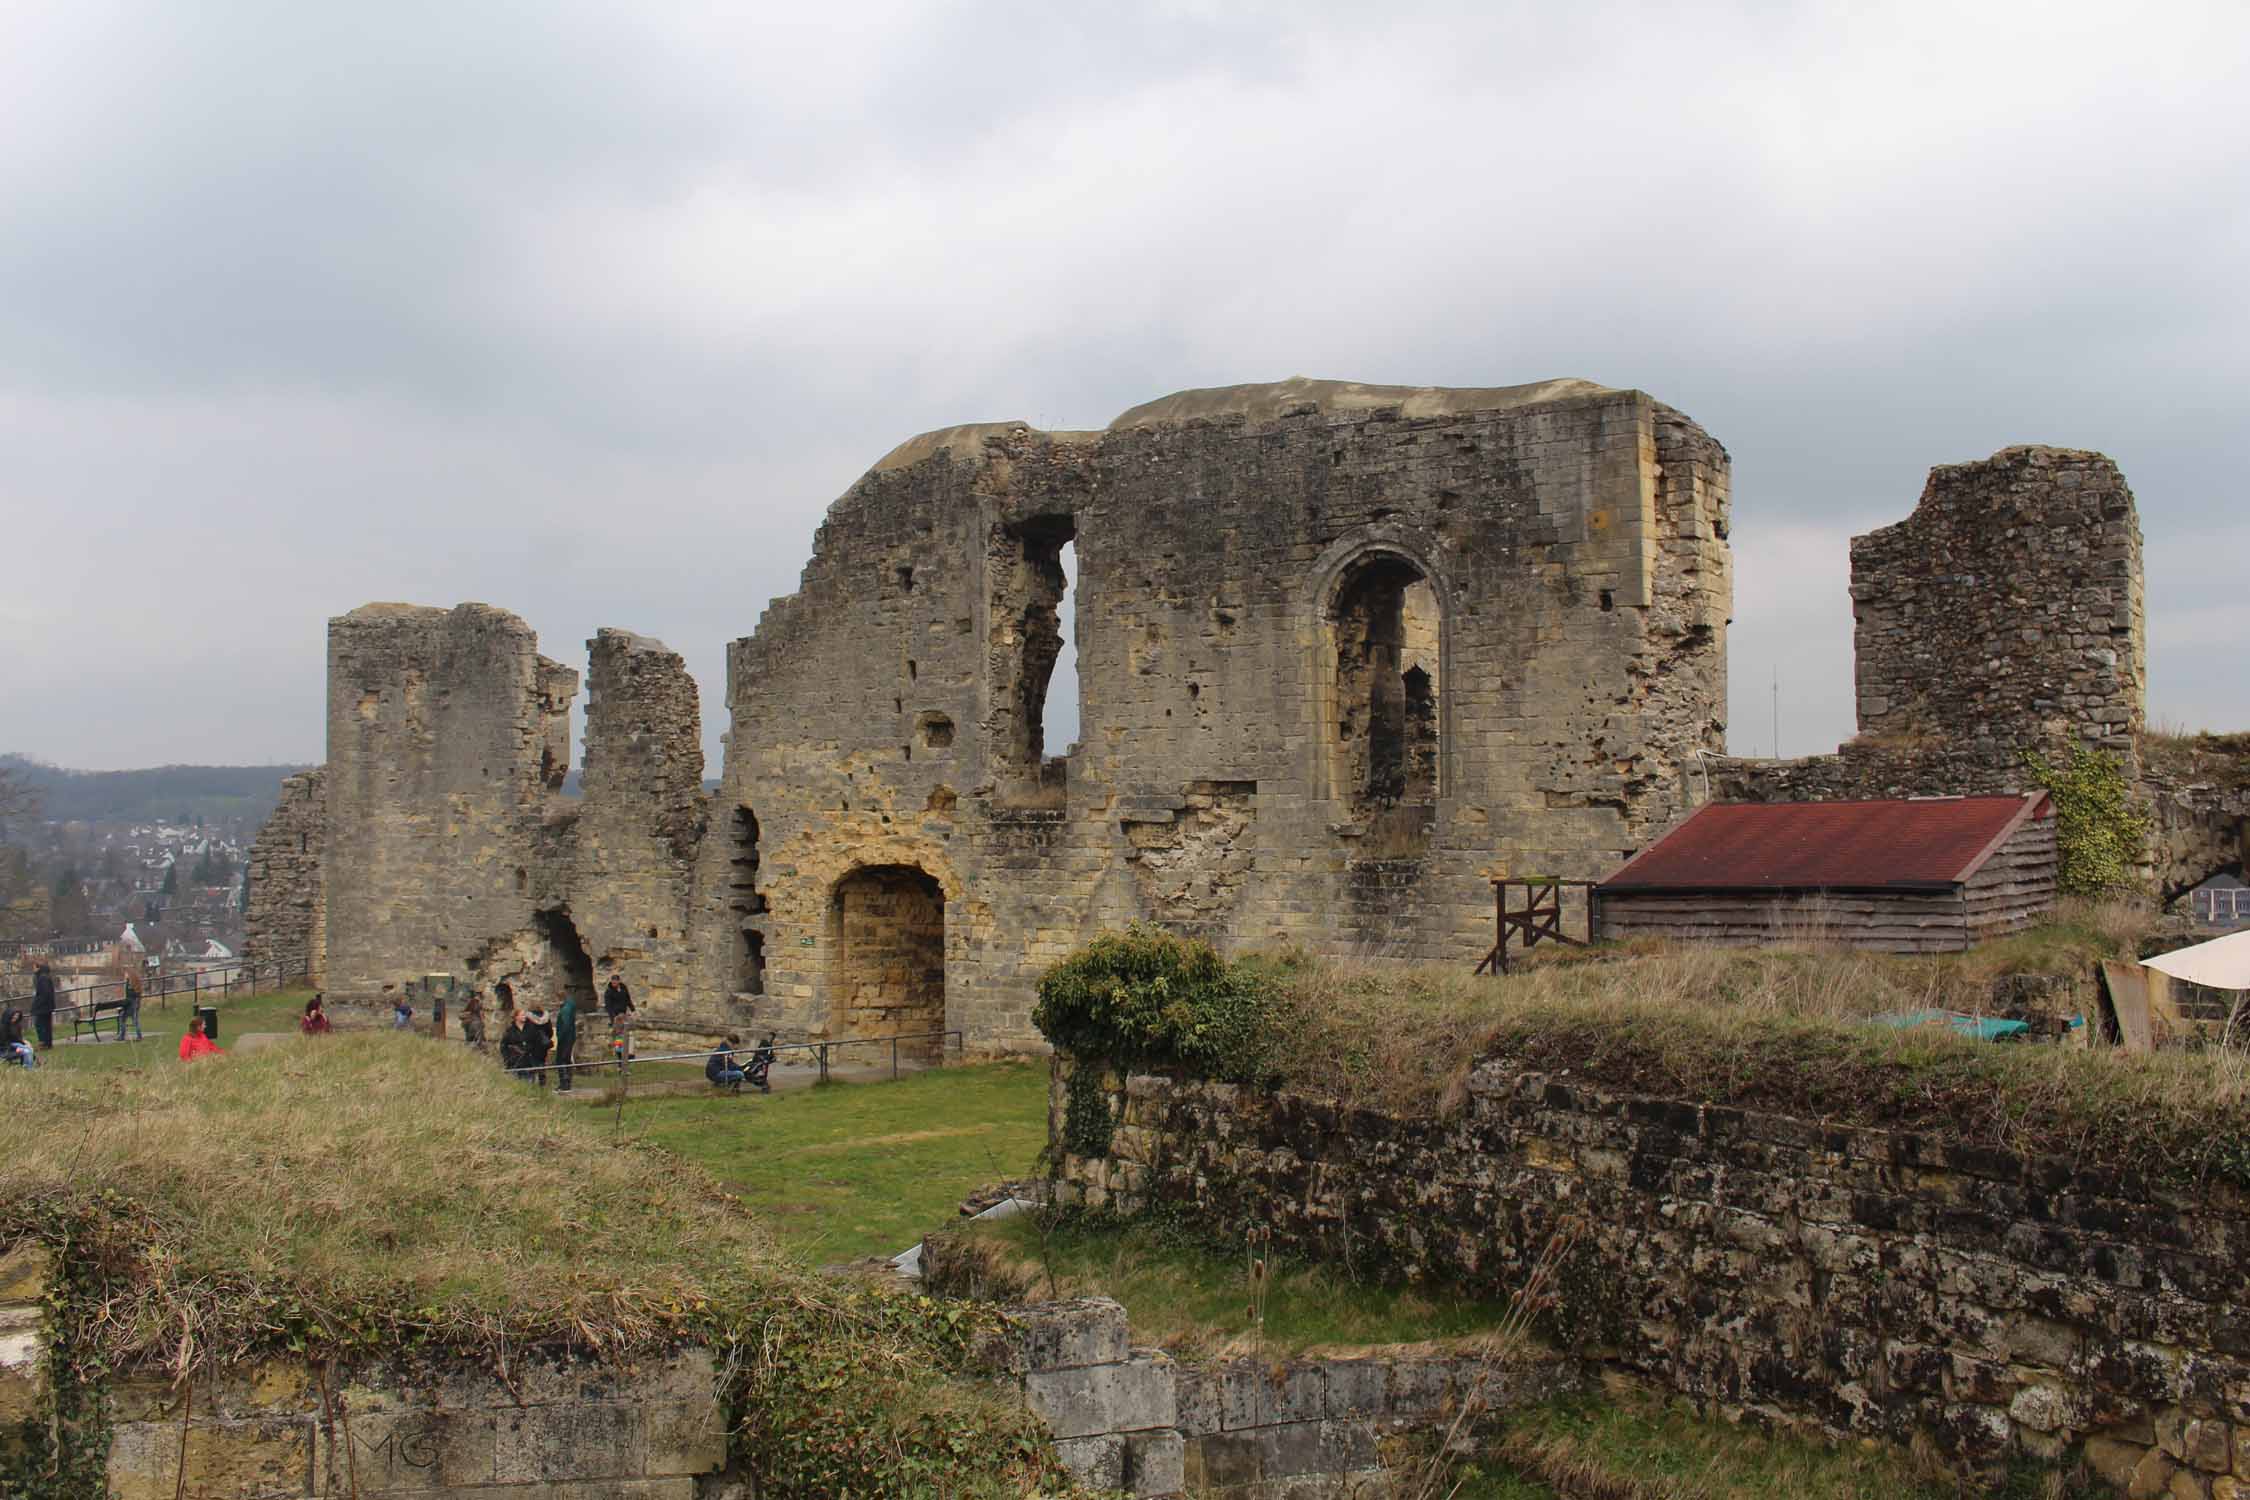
[
  {"xmin": 956, "ymin": 1212, "xmax": 1518, "ymax": 1359},
  {"xmin": 606, "ymin": 1060, "xmax": 1052, "ymax": 1264}
]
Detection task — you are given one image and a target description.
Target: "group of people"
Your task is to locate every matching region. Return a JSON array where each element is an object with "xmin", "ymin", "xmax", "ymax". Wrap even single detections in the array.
[
  {"xmin": 2, "ymin": 967, "xmax": 150, "ymax": 1066},
  {"xmin": 706, "ymin": 1034, "xmax": 777, "ymax": 1094}
]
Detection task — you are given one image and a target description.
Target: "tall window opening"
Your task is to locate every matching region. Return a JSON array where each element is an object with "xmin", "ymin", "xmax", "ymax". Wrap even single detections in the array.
[
  {"xmin": 729, "ymin": 807, "xmax": 766, "ymax": 997},
  {"xmin": 991, "ymin": 515, "xmax": 1076, "ymax": 802},
  {"xmin": 1329, "ymin": 556, "xmax": 1442, "ymax": 812}
]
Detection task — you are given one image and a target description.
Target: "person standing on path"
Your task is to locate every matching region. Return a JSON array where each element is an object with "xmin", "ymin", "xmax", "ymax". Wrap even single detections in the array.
[
  {"xmin": 460, "ymin": 988, "xmax": 487, "ymax": 1052},
  {"xmin": 554, "ymin": 992, "xmax": 579, "ymax": 1093},
  {"xmin": 602, "ymin": 973, "xmax": 636, "ymax": 1059},
  {"xmin": 30, "ymin": 965, "xmax": 56, "ymax": 1051},
  {"xmin": 114, "ymin": 977, "xmax": 143, "ymax": 1042}
]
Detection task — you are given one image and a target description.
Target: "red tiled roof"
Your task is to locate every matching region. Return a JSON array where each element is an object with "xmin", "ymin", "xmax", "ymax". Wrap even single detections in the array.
[{"xmin": 1599, "ymin": 794, "xmax": 2051, "ymax": 893}]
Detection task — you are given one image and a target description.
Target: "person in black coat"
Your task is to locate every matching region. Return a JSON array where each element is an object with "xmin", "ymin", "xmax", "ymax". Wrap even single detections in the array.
[
  {"xmin": 521, "ymin": 1006, "xmax": 555, "ymax": 1088},
  {"xmin": 31, "ymin": 966, "xmax": 57, "ymax": 1051},
  {"xmin": 498, "ymin": 1011, "xmax": 527, "ymax": 1075}
]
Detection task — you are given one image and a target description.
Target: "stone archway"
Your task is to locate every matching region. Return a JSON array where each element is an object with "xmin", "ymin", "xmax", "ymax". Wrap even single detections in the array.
[{"xmin": 829, "ymin": 865, "xmax": 946, "ymax": 1061}]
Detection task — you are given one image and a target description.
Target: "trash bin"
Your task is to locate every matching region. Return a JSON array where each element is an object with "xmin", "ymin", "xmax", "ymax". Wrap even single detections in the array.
[{"xmin": 197, "ymin": 1006, "xmax": 219, "ymax": 1045}]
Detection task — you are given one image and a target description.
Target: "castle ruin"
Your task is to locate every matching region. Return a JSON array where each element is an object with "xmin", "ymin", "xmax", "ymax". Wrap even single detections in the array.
[{"xmin": 244, "ymin": 377, "xmax": 2243, "ymax": 1044}]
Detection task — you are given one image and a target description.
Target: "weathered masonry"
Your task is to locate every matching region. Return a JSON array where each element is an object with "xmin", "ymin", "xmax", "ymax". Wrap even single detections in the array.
[
  {"xmin": 247, "ymin": 382, "xmax": 2235, "ymax": 1046},
  {"xmin": 252, "ymin": 376, "xmax": 1734, "ymax": 1042}
]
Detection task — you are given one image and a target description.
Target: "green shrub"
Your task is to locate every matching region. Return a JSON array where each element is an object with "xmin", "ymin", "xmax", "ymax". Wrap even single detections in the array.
[
  {"xmin": 2027, "ymin": 744, "xmax": 2151, "ymax": 895},
  {"xmin": 1032, "ymin": 924, "xmax": 1280, "ymax": 1080}
]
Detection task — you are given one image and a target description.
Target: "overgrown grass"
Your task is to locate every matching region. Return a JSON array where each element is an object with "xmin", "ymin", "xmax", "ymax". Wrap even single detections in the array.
[
  {"xmin": 613, "ymin": 1060, "xmax": 1051, "ymax": 1264},
  {"xmin": 1450, "ymin": 1394, "xmax": 2103, "ymax": 1500},
  {"xmin": 0, "ymin": 1031, "xmax": 798, "ymax": 1374},
  {"xmin": 944, "ymin": 1211, "xmax": 1516, "ymax": 1359},
  {"xmin": 1251, "ymin": 930, "xmax": 2250, "ymax": 1187},
  {"xmin": 0, "ymin": 1033, "xmax": 1082, "ymax": 1496},
  {"xmin": 1042, "ymin": 909, "xmax": 2250, "ymax": 1190}
]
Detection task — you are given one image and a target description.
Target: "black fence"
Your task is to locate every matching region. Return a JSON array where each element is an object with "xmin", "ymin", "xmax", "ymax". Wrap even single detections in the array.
[
  {"xmin": 503, "ymin": 1028, "xmax": 965, "ymax": 1093},
  {"xmin": 1, "ymin": 953, "xmax": 314, "ymax": 1019}
]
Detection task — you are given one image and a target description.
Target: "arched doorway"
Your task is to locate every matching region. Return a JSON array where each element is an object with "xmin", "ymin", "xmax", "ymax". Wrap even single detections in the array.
[{"xmin": 829, "ymin": 865, "xmax": 946, "ymax": 1061}]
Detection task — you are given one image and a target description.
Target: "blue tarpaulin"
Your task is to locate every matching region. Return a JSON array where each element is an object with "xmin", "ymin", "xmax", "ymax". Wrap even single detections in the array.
[{"xmin": 1873, "ymin": 1009, "xmax": 2033, "ymax": 1041}]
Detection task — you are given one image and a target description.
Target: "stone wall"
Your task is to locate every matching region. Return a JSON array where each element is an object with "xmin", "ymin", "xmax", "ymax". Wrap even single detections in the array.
[
  {"xmin": 1050, "ymin": 1057, "xmax": 2250, "ymax": 1490},
  {"xmin": 571, "ymin": 629, "xmax": 711, "ymax": 1022},
  {"xmin": 1851, "ymin": 446, "xmax": 2143, "ymax": 760},
  {"xmin": 708, "ymin": 377, "xmax": 1732, "ymax": 1047},
  {"xmin": 104, "ymin": 1346, "xmax": 727, "ymax": 1498},
  {"xmin": 323, "ymin": 604, "xmax": 578, "ymax": 1008},
  {"xmin": 965, "ymin": 1294, "xmax": 1573, "ymax": 1499},
  {"xmin": 243, "ymin": 766, "xmax": 327, "ymax": 982}
]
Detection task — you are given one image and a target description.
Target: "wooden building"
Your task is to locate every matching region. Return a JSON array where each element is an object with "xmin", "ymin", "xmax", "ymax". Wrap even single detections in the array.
[{"xmin": 1595, "ymin": 793, "xmax": 2056, "ymax": 954}]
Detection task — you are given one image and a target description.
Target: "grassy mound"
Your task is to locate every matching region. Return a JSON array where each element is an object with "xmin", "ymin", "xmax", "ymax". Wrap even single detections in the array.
[
  {"xmin": 0, "ymin": 1033, "xmax": 1077, "ymax": 1497},
  {"xmin": 1039, "ymin": 915, "xmax": 2250, "ymax": 1190}
]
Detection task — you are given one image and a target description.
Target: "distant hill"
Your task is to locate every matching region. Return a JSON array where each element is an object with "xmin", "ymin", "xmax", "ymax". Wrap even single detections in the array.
[{"xmin": 0, "ymin": 755, "xmax": 315, "ymax": 827}]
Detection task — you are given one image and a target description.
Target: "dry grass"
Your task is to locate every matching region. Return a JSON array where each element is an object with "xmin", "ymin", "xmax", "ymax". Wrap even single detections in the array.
[
  {"xmin": 1238, "ymin": 904, "xmax": 2250, "ymax": 1188},
  {"xmin": 0, "ymin": 1031, "xmax": 817, "ymax": 1377}
]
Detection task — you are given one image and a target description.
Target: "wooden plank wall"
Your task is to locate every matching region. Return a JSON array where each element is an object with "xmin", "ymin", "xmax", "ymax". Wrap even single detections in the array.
[{"xmin": 1961, "ymin": 814, "xmax": 2058, "ymax": 939}]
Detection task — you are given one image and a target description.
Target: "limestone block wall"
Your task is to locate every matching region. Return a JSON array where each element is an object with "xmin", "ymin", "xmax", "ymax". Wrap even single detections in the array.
[
  {"xmin": 571, "ymin": 629, "xmax": 710, "ymax": 1018},
  {"xmin": 1851, "ymin": 446, "xmax": 2144, "ymax": 759},
  {"xmin": 960, "ymin": 1294, "xmax": 1574, "ymax": 1499},
  {"xmin": 712, "ymin": 378, "xmax": 1733, "ymax": 1048},
  {"xmin": 102, "ymin": 1346, "xmax": 726, "ymax": 1498},
  {"xmin": 323, "ymin": 604, "xmax": 578, "ymax": 1007},
  {"xmin": 243, "ymin": 766, "xmax": 327, "ymax": 982},
  {"xmin": 1051, "ymin": 1057, "xmax": 2250, "ymax": 1487}
]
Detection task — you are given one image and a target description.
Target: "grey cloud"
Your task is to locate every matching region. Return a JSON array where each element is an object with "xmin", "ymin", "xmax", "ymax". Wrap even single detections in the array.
[{"xmin": 1, "ymin": 1, "xmax": 2244, "ymax": 770}]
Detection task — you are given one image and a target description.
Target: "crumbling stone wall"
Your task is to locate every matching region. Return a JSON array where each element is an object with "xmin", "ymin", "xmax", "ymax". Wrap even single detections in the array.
[
  {"xmin": 1052, "ymin": 1056, "xmax": 2250, "ymax": 1487},
  {"xmin": 570, "ymin": 629, "xmax": 709, "ymax": 1017},
  {"xmin": 323, "ymin": 604, "xmax": 579, "ymax": 1008},
  {"xmin": 270, "ymin": 377, "xmax": 1735, "ymax": 1043},
  {"xmin": 1852, "ymin": 446, "xmax": 2143, "ymax": 759},
  {"xmin": 243, "ymin": 766, "xmax": 327, "ymax": 983},
  {"xmin": 709, "ymin": 377, "xmax": 1732, "ymax": 1046}
]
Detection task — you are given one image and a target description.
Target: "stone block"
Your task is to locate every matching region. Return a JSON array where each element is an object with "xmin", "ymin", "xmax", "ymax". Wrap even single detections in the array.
[
  {"xmin": 108, "ymin": 1417, "xmax": 316, "ymax": 1500},
  {"xmin": 645, "ymin": 1398, "xmax": 728, "ymax": 1475},
  {"xmin": 324, "ymin": 1407, "xmax": 502, "ymax": 1491},
  {"xmin": 1321, "ymin": 1359, "xmax": 1388, "ymax": 1420},
  {"xmin": 1025, "ymin": 1354, "xmax": 1176, "ymax": 1440},
  {"xmin": 492, "ymin": 1400, "xmax": 647, "ymax": 1482},
  {"xmin": 1255, "ymin": 1418, "xmax": 1327, "ymax": 1478},
  {"xmin": 1019, "ymin": 1297, "xmax": 1131, "ymax": 1371},
  {"xmin": 2185, "ymin": 1417, "xmax": 2233, "ymax": 1473},
  {"xmin": 1123, "ymin": 1427, "xmax": 1185, "ymax": 1496},
  {"xmin": 1056, "ymin": 1432, "xmax": 1126, "ymax": 1489}
]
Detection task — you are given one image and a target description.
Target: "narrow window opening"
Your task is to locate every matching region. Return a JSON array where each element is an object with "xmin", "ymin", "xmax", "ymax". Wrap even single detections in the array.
[
  {"xmin": 1329, "ymin": 556, "xmax": 1442, "ymax": 813},
  {"xmin": 742, "ymin": 928, "xmax": 766, "ymax": 996},
  {"xmin": 991, "ymin": 516, "xmax": 1077, "ymax": 803},
  {"xmin": 896, "ymin": 565, "xmax": 915, "ymax": 593},
  {"xmin": 1599, "ymin": 589, "xmax": 1615, "ymax": 612}
]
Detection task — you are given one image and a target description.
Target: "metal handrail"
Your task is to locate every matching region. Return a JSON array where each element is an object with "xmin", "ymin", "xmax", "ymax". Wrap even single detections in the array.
[
  {"xmin": 502, "ymin": 1028, "xmax": 965, "ymax": 1085},
  {"xmin": 5, "ymin": 955, "xmax": 312, "ymax": 1018}
]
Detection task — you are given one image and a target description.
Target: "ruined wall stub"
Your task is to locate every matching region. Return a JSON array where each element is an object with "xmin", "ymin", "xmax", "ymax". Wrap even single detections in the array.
[
  {"xmin": 708, "ymin": 377, "xmax": 1733, "ymax": 1046},
  {"xmin": 570, "ymin": 628, "xmax": 709, "ymax": 1015},
  {"xmin": 1851, "ymin": 445, "xmax": 2144, "ymax": 760},
  {"xmin": 242, "ymin": 767, "xmax": 326, "ymax": 983},
  {"xmin": 323, "ymin": 604, "xmax": 577, "ymax": 1006}
]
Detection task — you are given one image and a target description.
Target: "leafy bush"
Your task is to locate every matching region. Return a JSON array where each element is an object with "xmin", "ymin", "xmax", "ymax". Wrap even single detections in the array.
[
  {"xmin": 1032, "ymin": 924, "xmax": 1280, "ymax": 1081},
  {"xmin": 2026, "ymin": 744, "xmax": 2151, "ymax": 895}
]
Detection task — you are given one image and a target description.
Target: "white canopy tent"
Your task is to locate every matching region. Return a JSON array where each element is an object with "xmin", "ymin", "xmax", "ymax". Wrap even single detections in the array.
[{"xmin": 2141, "ymin": 929, "xmax": 2250, "ymax": 991}]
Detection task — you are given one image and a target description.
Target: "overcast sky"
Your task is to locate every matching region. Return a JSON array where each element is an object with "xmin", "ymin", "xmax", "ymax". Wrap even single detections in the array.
[{"xmin": 4, "ymin": 1, "xmax": 2245, "ymax": 772}]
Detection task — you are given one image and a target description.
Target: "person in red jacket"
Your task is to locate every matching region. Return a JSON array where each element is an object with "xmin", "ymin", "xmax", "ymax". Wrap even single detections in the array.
[
  {"xmin": 179, "ymin": 1014, "xmax": 224, "ymax": 1061},
  {"xmin": 299, "ymin": 994, "xmax": 332, "ymax": 1036}
]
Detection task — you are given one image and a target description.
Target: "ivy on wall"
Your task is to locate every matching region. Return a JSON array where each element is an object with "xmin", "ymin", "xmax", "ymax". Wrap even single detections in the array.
[{"xmin": 2026, "ymin": 745, "xmax": 2151, "ymax": 896}]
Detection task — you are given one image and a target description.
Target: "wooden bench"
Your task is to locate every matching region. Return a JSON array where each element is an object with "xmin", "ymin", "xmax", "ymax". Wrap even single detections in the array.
[{"xmin": 66, "ymin": 999, "xmax": 131, "ymax": 1043}]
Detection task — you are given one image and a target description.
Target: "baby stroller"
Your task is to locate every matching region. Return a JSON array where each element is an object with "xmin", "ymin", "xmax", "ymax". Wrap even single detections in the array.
[{"xmin": 743, "ymin": 1037, "xmax": 776, "ymax": 1095}]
